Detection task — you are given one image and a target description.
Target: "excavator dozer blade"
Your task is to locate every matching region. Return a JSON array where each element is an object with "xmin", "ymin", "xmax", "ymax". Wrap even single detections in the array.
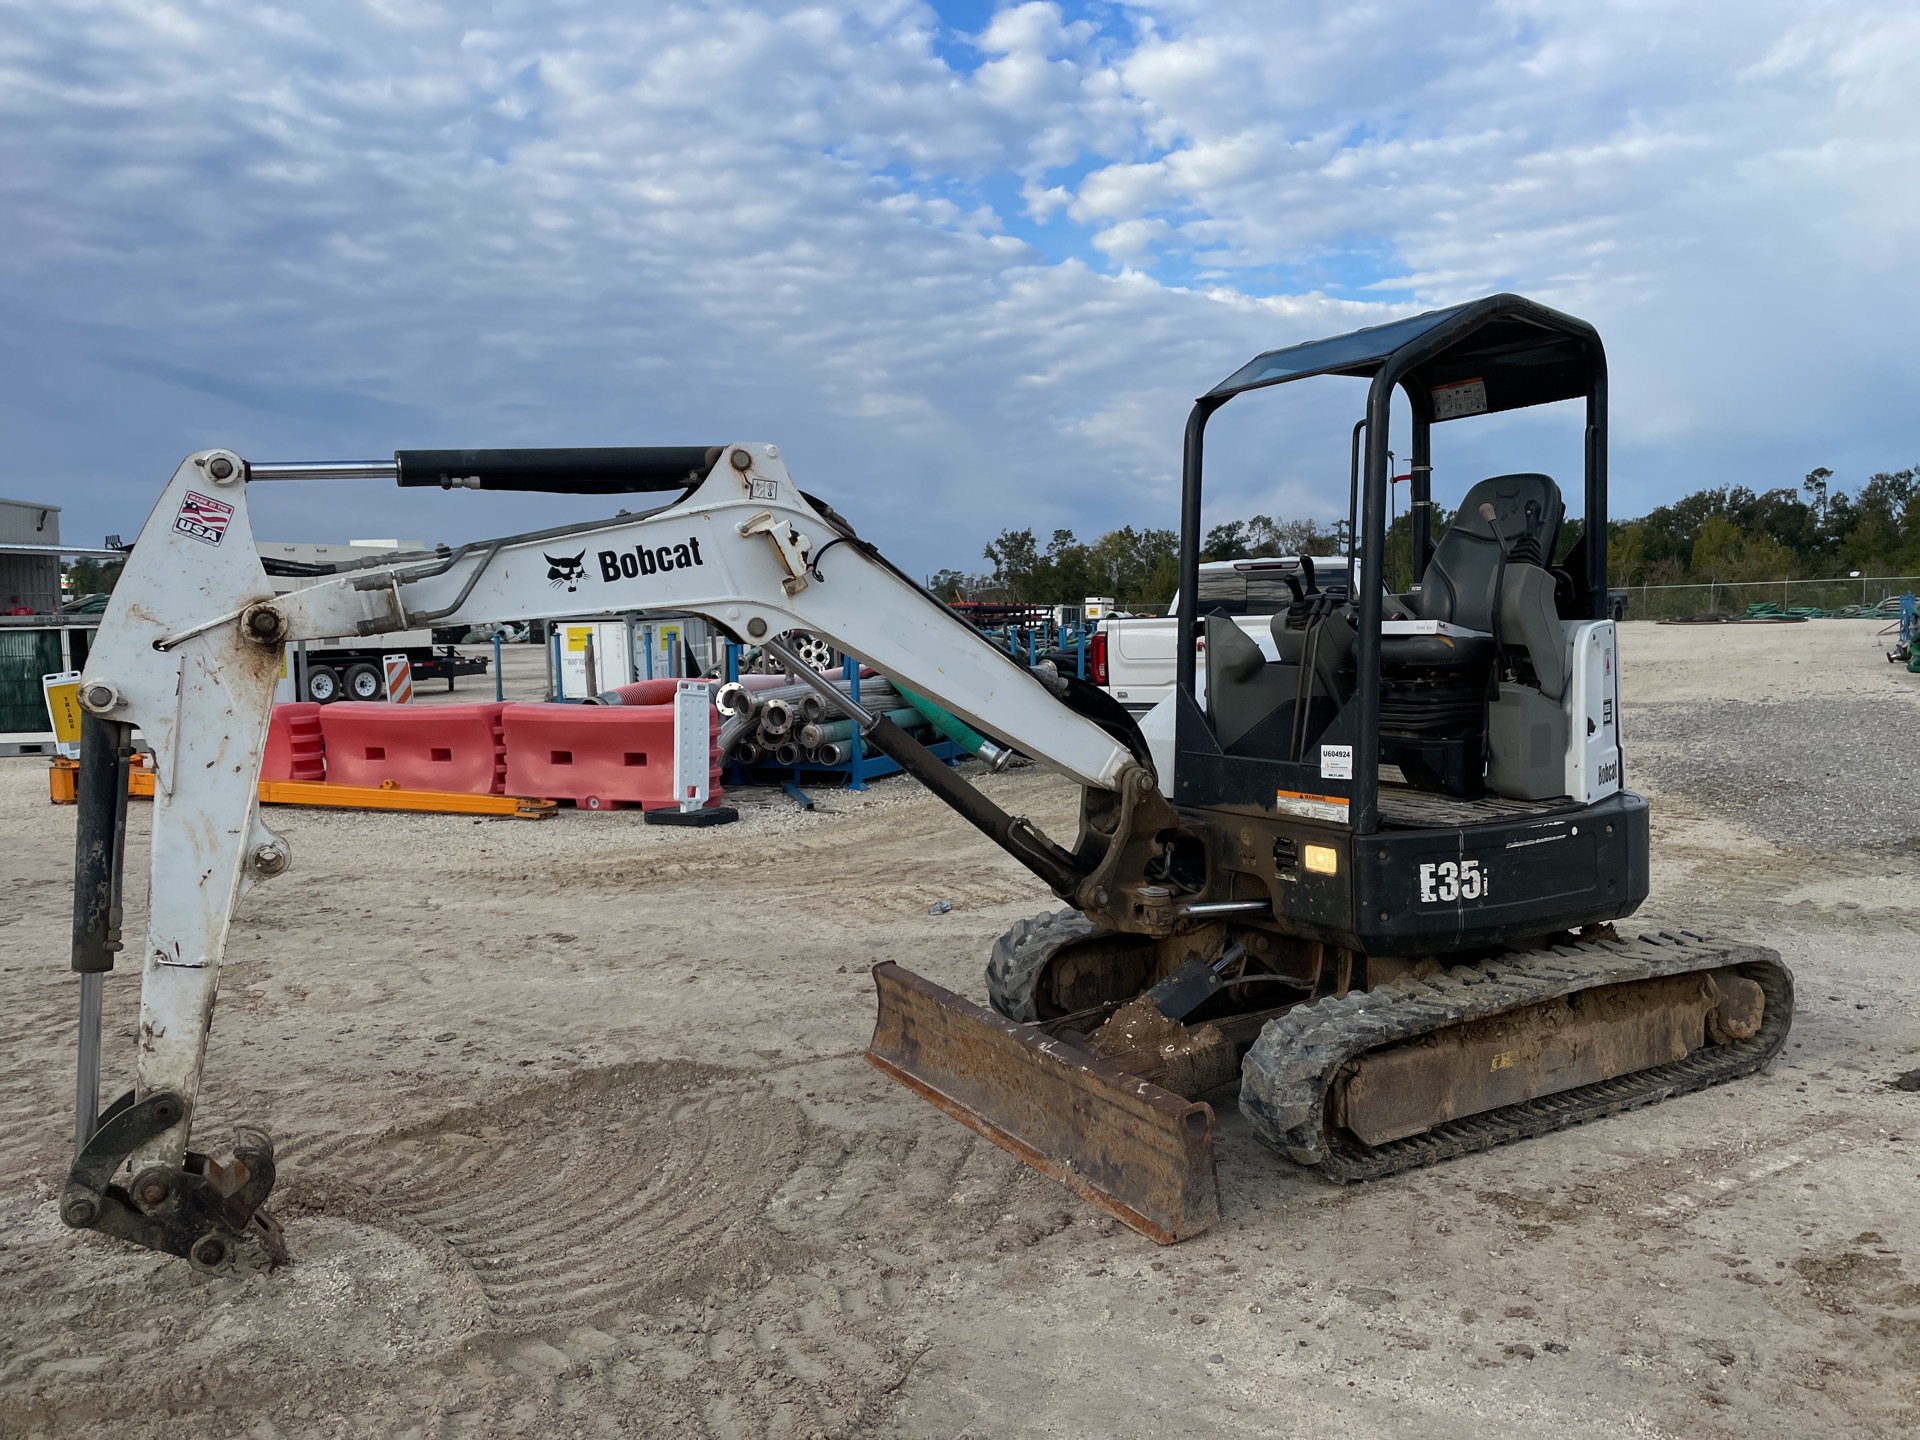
[{"xmin": 865, "ymin": 961, "xmax": 1219, "ymax": 1244}]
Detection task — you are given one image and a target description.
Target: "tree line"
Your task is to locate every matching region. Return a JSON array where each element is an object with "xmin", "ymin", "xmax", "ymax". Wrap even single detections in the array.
[
  {"xmin": 59, "ymin": 463, "xmax": 1920, "ymax": 609},
  {"xmin": 1610, "ymin": 466, "xmax": 1920, "ymax": 586},
  {"xmin": 945, "ymin": 465, "xmax": 1920, "ymax": 607}
]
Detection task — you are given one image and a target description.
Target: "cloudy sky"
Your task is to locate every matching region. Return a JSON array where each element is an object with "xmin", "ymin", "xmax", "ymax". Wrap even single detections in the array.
[{"xmin": 3, "ymin": 1, "xmax": 1915, "ymax": 576}]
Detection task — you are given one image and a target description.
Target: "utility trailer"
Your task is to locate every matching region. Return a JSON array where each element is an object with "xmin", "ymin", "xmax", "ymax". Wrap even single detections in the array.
[{"xmin": 287, "ymin": 638, "xmax": 489, "ymax": 702}]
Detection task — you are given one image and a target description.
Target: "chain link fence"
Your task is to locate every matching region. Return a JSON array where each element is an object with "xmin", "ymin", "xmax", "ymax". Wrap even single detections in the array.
[{"xmin": 1618, "ymin": 575, "xmax": 1920, "ymax": 621}]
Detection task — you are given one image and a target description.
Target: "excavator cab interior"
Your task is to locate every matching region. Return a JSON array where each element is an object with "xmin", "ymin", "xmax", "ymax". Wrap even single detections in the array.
[{"xmin": 1184, "ymin": 296, "xmax": 1614, "ymax": 813}]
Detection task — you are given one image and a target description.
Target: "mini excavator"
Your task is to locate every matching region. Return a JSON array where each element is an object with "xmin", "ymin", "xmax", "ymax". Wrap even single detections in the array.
[{"xmin": 60, "ymin": 295, "xmax": 1790, "ymax": 1271}]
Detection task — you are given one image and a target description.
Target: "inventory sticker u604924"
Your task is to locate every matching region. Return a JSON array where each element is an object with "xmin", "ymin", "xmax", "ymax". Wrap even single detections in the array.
[{"xmin": 174, "ymin": 491, "xmax": 234, "ymax": 546}]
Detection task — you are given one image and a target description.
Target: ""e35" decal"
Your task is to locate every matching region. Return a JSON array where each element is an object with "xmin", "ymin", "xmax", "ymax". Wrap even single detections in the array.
[{"xmin": 1418, "ymin": 859, "xmax": 1487, "ymax": 903}]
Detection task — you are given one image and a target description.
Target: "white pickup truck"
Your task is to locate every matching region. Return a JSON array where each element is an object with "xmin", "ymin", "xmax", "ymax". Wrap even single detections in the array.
[{"xmin": 1093, "ymin": 556, "xmax": 1347, "ymax": 715}]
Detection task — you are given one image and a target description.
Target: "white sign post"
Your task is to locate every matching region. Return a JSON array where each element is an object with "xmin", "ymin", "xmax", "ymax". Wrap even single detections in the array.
[
  {"xmin": 673, "ymin": 679, "xmax": 708, "ymax": 813},
  {"xmin": 643, "ymin": 680, "xmax": 737, "ymax": 827}
]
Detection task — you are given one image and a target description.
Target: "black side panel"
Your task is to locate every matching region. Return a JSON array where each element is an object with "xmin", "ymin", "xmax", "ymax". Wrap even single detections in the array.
[
  {"xmin": 71, "ymin": 714, "xmax": 133, "ymax": 974},
  {"xmin": 1185, "ymin": 790, "xmax": 1649, "ymax": 955},
  {"xmin": 1174, "ymin": 688, "xmax": 1363, "ymax": 813},
  {"xmin": 396, "ymin": 448, "xmax": 719, "ymax": 494},
  {"xmin": 1351, "ymin": 790, "xmax": 1648, "ymax": 949}
]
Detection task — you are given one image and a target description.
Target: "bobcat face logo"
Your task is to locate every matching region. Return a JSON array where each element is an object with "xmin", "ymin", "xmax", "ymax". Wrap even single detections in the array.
[{"xmin": 545, "ymin": 551, "xmax": 588, "ymax": 592}]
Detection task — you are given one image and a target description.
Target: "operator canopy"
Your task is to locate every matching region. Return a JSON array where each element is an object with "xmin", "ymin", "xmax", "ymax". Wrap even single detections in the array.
[{"xmin": 1206, "ymin": 293, "xmax": 1599, "ymax": 416}]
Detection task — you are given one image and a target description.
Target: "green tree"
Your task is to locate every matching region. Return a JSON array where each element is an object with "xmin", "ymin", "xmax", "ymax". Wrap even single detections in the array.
[
  {"xmin": 982, "ymin": 528, "xmax": 1041, "ymax": 599},
  {"xmin": 65, "ymin": 558, "xmax": 123, "ymax": 596},
  {"xmin": 1202, "ymin": 520, "xmax": 1249, "ymax": 561},
  {"xmin": 1802, "ymin": 467, "xmax": 1832, "ymax": 524},
  {"xmin": 1608, "ymin": 521, "xmax": 1647, "ymax": 587},
  {"xmin": 1689, "ymin": 513, "xmax": 1742, "ymax": 578},
  {"xmin": 958, "ymin": 459, "xmax": 1920, "ymax": 610},
  {"xmin": 1245, "ymin": 515, "xmax": 1336, "ymax": 557}
]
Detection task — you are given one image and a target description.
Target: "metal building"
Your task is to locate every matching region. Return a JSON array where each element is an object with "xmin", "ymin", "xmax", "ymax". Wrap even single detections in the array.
[
  {"xmin": 0, "ymin": 498, "xmax": 128, "ymax": 751},
  {"xmin": 0, "ymin": 497, "xmax": 63, "ymax": 614}
]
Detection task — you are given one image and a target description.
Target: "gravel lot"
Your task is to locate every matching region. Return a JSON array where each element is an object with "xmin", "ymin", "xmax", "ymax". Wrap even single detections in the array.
[
  {"xmin": 0, "ymin": 618, "xmax": 1915, "ymax": 1439},
  {"xmin": 1632, "ymin": 694, "xmax": 1920, "ymax": 849},
  {"xmin": 1625, "ymin": 618, "xmax": 1920, "ymax": 849}
]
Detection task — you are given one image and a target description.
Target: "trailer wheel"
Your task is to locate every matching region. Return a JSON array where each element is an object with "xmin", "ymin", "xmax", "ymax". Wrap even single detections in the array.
[
  {"xmin": 345, "ymin": 662, "xmax": 384, "ymax": 701},
  {"xmin": 305, "ymin": 665, "xmax": 342, "ymax": 703}
]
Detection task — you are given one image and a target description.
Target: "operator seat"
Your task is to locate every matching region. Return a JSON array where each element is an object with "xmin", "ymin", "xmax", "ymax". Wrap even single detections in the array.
[
  {"xmin": 1417, "ymin": 472, "xmax": 1566, "ymax": 696},
  {"xmin": 1379, "ymin": 473, "xmax": 1570, "ymax": 798}
]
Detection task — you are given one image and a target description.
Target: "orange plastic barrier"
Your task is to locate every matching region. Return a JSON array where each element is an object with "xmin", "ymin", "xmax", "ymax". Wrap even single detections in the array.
[
  {"xmin": 317, "ymin": 702, "xmax": 508, "ymax": 795},
  {"xmin": 263, "ymin": 703, "xmax": 326, "ymax": 782},
  {"xmin": 501, "ymin": 702, "xmax": 722, "ymax": 810}
]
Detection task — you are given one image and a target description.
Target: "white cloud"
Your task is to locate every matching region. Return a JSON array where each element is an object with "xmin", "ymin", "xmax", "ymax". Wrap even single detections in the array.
[
  {"xmin": 1090, "ymin": 216, "xmax": 1170, "ymax": 263},
  {"xmin": 0, "ymin": 0, "xmax": 1915, "ymax": 579}
]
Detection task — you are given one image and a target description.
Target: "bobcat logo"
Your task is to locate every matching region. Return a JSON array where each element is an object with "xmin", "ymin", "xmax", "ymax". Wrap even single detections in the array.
[{"xmin": 545, "ymin": 551, "xmax": 588, "ymax": 592}]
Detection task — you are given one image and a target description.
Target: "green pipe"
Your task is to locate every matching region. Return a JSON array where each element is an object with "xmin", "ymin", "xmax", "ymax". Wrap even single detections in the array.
[
  {"xmin": 896, "ymin": 685, "xmax": 995, "ymax": 757},
  {"xmin": 802, "ymin": 707, "xmax": 926, "ymax": 747}
]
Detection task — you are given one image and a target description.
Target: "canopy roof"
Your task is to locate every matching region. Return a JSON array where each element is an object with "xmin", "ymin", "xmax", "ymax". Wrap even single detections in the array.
[{"xmin": 1206, "ymin": 293, "xmax": 1599, "ymax": 419}]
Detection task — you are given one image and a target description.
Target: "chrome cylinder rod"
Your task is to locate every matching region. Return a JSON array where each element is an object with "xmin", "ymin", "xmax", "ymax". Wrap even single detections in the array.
[
  {"xmin": 246, "ymin": 461, "xmax": 399, "ymax": 482},
  {"xmin": 74, "ymin": 971, "xmax": 103, "ymax": 1157},
  {"xmin": 1180, "ymin": 900, "xmax": 1274, "ymax": 918}
]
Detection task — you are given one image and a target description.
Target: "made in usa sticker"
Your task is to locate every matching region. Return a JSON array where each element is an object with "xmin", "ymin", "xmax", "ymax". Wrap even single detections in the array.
[{"xmin": 173, "ymin": 491, "xmax": 233, "ymax": 547}]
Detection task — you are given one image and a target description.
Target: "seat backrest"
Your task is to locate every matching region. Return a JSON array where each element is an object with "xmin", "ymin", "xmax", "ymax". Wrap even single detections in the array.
[{"xmin": 1417, "ymin": 473, "xmax": 1564, "ymax": 632}]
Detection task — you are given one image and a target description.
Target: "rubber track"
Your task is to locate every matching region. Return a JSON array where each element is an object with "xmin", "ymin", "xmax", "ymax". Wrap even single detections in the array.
[
  {"xmin": 985, "ymin": 907, "xmax": 1098, "ymax": 1022},
  {"xmin": 1239, "ymin": 930, "xmax": 1795, "ymax": 1182}
]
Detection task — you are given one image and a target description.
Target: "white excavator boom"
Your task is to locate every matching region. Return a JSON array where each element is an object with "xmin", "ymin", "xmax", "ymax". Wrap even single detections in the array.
[{"xmin": 59, "ymin": 444, "xmax": 1145, "ymax": 1271}]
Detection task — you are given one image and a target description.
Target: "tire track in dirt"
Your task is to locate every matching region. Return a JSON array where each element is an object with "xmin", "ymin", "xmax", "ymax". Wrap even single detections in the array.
[{"xmin": 275, "ymin": 1060, "xmax": 811, "ymax": 1329}]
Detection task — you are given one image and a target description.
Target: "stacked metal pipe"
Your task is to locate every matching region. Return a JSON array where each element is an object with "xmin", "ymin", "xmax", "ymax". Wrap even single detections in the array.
[{"xmin": 716, "ymin": 671, "xmax": 935, "ymax": 769}]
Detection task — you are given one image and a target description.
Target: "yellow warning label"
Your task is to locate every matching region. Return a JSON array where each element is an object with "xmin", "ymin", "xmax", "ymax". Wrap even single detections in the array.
[
  {"xmin": 42, "ymin": 673, "xmax": 83, "ymax": 746},
  {"xmin": 1489, "ymin": 1051, "xmax": 1517, "ymax": 1071},
  {"xmin": 566, "ymin": 626, "xmax": 591, "ymax": 652}
]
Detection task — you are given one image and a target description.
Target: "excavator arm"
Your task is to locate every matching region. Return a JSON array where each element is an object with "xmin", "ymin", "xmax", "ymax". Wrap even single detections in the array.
[{"xmin": 61, "ymin": 444, "xmax": 1187, "ymax": 1271}]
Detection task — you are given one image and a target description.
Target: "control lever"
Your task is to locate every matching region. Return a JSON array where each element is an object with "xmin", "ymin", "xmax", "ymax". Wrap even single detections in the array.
[{"xmin": 1144, "ymin": 944, "xmax": 1291, "ymax": 1024}]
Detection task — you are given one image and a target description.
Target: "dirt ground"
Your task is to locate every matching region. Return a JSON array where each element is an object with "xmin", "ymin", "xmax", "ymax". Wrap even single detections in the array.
[{"xmin": 2, "ymin": 620, "xmax": 1917, "ymax": 1439}]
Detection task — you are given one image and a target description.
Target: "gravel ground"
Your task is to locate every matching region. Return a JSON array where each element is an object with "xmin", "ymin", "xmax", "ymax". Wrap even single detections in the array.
[
  {"xmin": 1624, "ymin": 618, "xmax": 1920, "ymax": 849},
  {"xmin": 1630, "ymin": 696, "xmax": 1920, "ymax": 848}
]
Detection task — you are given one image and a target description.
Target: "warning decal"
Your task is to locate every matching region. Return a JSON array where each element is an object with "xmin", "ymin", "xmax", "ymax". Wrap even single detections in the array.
[
  {"xmin": 1275, "ymin": 788, "xmax": 1350, "ymax": 824},
  {"xmin": 174, "ymin": 491, "xmax": 234, "ymax": 547},
  {"xmin": 1430, "ymin": 376, "xmax": 1488, "ymax": 421}
]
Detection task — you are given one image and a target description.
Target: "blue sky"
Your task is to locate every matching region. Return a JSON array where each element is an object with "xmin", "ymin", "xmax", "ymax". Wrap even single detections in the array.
[{"xmin": 2, "ymin": 1, "xmax": 1915, "ymax": 577}]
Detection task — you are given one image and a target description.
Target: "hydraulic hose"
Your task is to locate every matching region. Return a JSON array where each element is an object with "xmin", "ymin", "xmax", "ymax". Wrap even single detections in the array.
[{"xmin": 896, "ymin": 685, "xmax": 1001, "ymax": 763}]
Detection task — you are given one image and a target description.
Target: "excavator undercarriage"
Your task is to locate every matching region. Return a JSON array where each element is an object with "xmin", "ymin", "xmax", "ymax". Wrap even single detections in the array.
[{"xmin": 869, "ymin": 912, "xmax": 1790, "ymax": 1240}]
